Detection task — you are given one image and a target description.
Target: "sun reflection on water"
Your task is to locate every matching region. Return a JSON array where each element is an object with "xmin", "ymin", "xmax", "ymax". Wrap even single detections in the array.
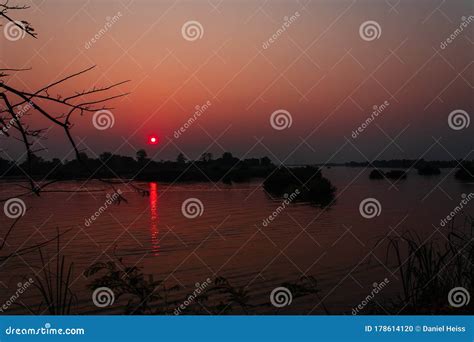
[{"xmin": 149, "ymin": 182, "xmax": 160, "ymax": 255}]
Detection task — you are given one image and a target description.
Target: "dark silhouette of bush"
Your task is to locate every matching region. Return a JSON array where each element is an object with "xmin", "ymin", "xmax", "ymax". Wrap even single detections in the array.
[
  {"xmin": 369, "ymin": 169, "xmax": 385, "ymax": 179},
  {"xmin": 263, "ymin": 166, "xmax": 335, "ymax": 206},
  {"xmin": 455, "ymin": 162, "xmax": 474, "ymax": 181}
]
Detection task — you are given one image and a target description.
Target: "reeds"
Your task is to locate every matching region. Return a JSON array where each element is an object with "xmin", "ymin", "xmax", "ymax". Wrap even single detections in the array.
[
  {"xmin": 29, "ymin": 232, "xmax": 77, "ymax": 314},
  {"xmin": 384, "ymin": 215, "xmax": 473, "ymax": 314}
]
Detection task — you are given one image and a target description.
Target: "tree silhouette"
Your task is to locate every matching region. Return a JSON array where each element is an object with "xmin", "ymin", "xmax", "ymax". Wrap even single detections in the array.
[
  {"xmin": 0, "ymin": 3, "xmax": 131, "ymax": 200},
  {"xmin": 136, "ymin": 149, "xmax": 148, "ymax": 163},
  {"xmin": 176, "ymin": 153, "xmax": 186, "ymax": 164},
  {"xmin": 0, "ymin": 1, "xmax": 37, "ymax": 39},
  {"xmin": 199, "ymin": 152, "xmax": 213, "ymax": 163}
]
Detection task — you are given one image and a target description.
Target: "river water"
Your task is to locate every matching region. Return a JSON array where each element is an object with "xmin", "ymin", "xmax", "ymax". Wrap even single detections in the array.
[{"xmin": 0, "ymin": 167, "xmax": 472, "ymax": 314}]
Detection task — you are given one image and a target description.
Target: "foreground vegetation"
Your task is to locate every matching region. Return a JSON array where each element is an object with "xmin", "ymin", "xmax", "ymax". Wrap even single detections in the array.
[{"xmin": 369, "ymin": 215, "xmax": 474, "ymax": 314}]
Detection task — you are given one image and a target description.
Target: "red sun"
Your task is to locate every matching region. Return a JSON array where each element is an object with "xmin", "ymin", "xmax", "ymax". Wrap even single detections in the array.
[{"xmin": 147, "ymin": 135, "xmax": 159, "ymax": 145}]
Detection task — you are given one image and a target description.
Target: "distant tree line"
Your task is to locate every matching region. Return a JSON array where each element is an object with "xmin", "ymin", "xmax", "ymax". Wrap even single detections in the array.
[
  {"xmin": 343, "ymin": 159, "xmax": 469, "ymax": 169},
  {"xmin": 1, "ymin": 154, "xmax": 472, "ymax": 182},
  {"xmin": 0, "ymin": 151, "xmax": 275, "ymax": 183},
  {"xmin": 345, "ymin": 159, "xmax": 474, "ymax": 181}
]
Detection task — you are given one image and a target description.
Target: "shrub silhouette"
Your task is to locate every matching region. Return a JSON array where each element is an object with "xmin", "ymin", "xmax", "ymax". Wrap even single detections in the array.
[
  {"xmin": 369, "ymin": 169, "xmax": 385, "ymax": 179},
  {"xmin": 263, "ymin": 166, "xmax": 336, "ymax": 207}
]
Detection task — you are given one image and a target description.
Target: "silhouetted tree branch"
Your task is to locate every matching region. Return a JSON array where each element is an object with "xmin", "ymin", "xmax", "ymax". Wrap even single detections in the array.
[
  {"xmin": 0, "ymin": 3, "xmax": 138, "ymax": 200},
  {"xmin": 0, "ymin": 1, "xmax": 37, "ymax": 39}
]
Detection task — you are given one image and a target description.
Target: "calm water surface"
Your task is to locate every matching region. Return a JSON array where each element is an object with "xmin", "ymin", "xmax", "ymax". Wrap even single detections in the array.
[{"xmin": 0, "ymin": 167, "xmax": 472, "ymax": 314}]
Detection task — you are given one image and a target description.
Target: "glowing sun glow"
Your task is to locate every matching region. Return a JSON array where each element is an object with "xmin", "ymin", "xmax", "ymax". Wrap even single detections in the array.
[{"xmin": 148, "ymin": 136, "xmax": 158, "ymax": 145}]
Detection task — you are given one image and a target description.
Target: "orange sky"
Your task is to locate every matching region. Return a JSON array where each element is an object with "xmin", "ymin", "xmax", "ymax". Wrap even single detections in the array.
[{"xmin": 0, "ymin": 0, "xmax": 472, "ymax": 163}]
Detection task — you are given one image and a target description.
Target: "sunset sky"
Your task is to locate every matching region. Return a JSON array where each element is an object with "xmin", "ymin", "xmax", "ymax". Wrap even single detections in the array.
[{"xmin": 0, "ymin": 0, "xmax": 472, "ymax": 164}]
